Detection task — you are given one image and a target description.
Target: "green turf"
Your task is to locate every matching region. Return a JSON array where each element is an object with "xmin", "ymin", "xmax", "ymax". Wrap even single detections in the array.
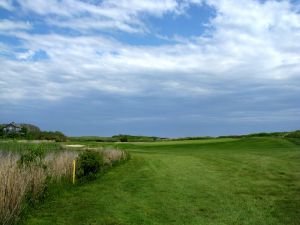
[
  {"xmin": 0, "ymin": 140, "xmax": 63, "ymax": 153},
  {"xmin": 21, "ymin": 138, "xmax": 300, "ymax": 225}
]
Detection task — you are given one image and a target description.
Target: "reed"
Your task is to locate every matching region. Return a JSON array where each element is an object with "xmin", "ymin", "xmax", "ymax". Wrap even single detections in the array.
[
  {"xmin": 0, "ymin": 147, "xmax": 128, "ymax": 225},
  {"xmin": 45, "ymin": 151, "xmax": 78, "ymax": 181},
  {"xmin": 0, "ymin": 151, "xmax": 77, "ymax": 225},
  {"xmin": 102, "ymin": 149, "xmax": 129, "ymax": 166}
]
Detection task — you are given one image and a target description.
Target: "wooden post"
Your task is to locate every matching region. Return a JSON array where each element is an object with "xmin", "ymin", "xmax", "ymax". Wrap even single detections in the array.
[{"xmin": 72, "ymin": 160, "xmax": 76, "ymax": 184}]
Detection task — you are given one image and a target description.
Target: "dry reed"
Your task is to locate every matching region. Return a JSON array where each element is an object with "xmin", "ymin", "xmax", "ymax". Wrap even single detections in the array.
[
  {"xmin": 102, "ymin": 149, "xmax": 129, "ymax": 166},
  {"xmin": 45, "ymin": 151, "xmax": 78, "ymax": 181},
  {"xmin": 0, "ymin": 153, "xmax": 26, "ymax": 225},
  {"xmin": 0, "ymin": 151, "xmax": 78, "ymax": 225},
  {"xmin": 0, "ymin": 148, "xmax": 127, "ymax": 225}
]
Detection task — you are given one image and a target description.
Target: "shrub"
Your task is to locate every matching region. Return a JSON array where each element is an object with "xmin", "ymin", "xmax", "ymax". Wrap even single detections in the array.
[
  {"xmin": 76, "ymin": 150, "xmax": 103, "ymax": 180},
  {"xmin": 285, "ymin": 130, "xmax": 300, "ymax": 138},
  {"xmin": 26, "ymin": 131, "xmax": 67, "ymax": 142},
  {"xmin": 119, "ymin": 135, "xmax": 128, "ymax": 142},
  {"xmin": 18, "ymin": 145, "xmax": 45, "ymax": 167}
]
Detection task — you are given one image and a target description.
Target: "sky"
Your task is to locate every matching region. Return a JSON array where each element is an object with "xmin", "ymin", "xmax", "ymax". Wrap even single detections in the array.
[{"xmin": 0, "ymin": 0, "xmax": 300, "ymax": 137}]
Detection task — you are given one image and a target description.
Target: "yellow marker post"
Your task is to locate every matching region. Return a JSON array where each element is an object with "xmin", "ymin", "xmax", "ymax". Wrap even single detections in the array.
[{"xmin": 72, "ymin": 159, "xmax": 76, "ymax": 184}]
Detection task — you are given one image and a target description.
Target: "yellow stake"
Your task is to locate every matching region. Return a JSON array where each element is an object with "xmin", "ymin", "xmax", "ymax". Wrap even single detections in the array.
[{"xmin": 72, "ymin": 159, "xmax": 76, "ymax": 184}]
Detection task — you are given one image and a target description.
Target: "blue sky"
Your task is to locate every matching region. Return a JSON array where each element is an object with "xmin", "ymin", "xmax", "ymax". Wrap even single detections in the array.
[{"xmin": 0, "ymin": 0, "xmax": 300, "ymax": 137}]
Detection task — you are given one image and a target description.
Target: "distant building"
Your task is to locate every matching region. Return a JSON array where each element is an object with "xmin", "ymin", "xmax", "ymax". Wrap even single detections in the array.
[{"xmin": 3, "ymin": 122, "xmax": 22, "ymax": 134}]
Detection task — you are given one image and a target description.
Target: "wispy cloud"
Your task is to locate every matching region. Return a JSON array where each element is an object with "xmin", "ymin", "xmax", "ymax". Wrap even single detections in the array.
[
  {"xmin": 0, "ymin": 0, "xmax": 299, "ymax": 135},
  {"xmin": 0, "ymin": 0, "xmax": 14, "ymax": 11},
  {"xmin": 16, "ymin": 0, "xmax": 201, "ymax": 33},
  {"xmin": 0, "ymin": 0, "xmax": 299, "ymax": 102},
  {"xmin": 0, "ymin": 0, "xmax": 299, "ymax": 101},
  {"xmin": 0, "ymin": 19, "xmax": 32, "ymax": 31}
]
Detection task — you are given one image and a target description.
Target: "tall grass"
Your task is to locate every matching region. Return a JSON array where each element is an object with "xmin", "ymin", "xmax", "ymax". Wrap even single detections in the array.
[
  {"xmin": 45, "ymin": 151, "xmax": 79, "ymax": 181},
  {"xmin": 0, "ymin": 141, "xmax": 63, "ymax": 153},
  {"xmin": 0, "ymin": 151, "xmax": 78, "ymax": 225},
  {"xmin": 0, "ymin": 146, "xmax": 129, "ymax": 225},
  {"xmin": 102, "ymin": 149, "xmax": 130, "ymax": 166},
  {"xmin": 0, "ymin": 153, "xmax": 26, "ymax": 225}
]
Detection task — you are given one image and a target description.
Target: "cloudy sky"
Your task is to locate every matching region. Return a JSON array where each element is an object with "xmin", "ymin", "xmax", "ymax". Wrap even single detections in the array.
[{"xmin": 0, "ymin": 0, "xmax": 300, "ymax": 137}]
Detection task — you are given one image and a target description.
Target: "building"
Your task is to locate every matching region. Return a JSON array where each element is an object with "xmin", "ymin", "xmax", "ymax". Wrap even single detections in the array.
[{"xmin": 3, "ymin": 122, "xmax": 22, "ymax": 134}]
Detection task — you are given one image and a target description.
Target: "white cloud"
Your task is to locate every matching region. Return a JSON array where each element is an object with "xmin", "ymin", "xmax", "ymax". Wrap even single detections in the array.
[
  {"xmin": 17, "ymin": 0, "xmax": 182, "ymax": 17},
  {"xmin": 16, "ymin": 50, "xmax": 35, "ymax": 60},
  {"xmin": 17, "ymin": 0, "xmax": 202, "ymax": 33},
  {"xmin": 0, "ymin": 0, "xmax": 13, "ymax": 11},
  {"xmin": 0, "ymin": 0, "xmax": 300, "ymax": 102},
  {"xmin": 0, "ymin": 19, "xmax": 32, "ymax": 31}
]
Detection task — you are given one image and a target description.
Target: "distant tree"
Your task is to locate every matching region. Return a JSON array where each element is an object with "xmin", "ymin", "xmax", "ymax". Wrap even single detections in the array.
[
  {"xmin": 20, "ymin": 124, "xmax": 41, "ymax": 132},
  {"xmin": 119, "ymin": 135, "xmax": 128, "ymax": 142},
  {"xmin": 285, "ymin": 130, "xmax": 300, "ymax": 138},
  {"xmin": 7, "ymin": 132, "xmax": 20, "ymax": 139},
  {"xmin": 20, "ymin": 127, "xmax": 28, "ymax": 137},
  {"xmin": 0, "ymin": 125, "xmax": 4, "ymax": 137}
]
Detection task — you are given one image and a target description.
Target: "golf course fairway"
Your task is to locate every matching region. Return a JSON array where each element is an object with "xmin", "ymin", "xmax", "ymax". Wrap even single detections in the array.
[{"xmin": 22, "ymin": 138, "xmax": 300, "ymax": 225}]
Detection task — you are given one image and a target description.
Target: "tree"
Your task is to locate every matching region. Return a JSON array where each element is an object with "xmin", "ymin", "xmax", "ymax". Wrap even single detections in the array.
[
  {"xmin": 20, "ymin": 126, "xmax": 28, "ymax": 137},
  {"xmin": 119, "ymin": 135, "xmax": 128, "ymax": 142}
]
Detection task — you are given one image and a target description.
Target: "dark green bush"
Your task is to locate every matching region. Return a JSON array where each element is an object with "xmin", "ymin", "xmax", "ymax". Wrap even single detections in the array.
[
  {"xmin": 76, "ymin": 150, "xmax": 103, "ymax": 180},
  {"xmin": 285, "ymin": 130, "xmax": 300, "ymax": 138},
  {"xmin": 119, "ymin": 135, "xmax": 128, "ymax": 142},
  {"xmin": 26, "ymin": 131, "xmax": 67, "ymax": 142},
  {"xmin": 18, "ymin": 145, "xmax": 46, "ymax": 167}
]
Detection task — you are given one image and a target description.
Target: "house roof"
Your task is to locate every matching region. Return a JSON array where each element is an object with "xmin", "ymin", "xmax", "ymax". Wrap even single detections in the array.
[{"xmin": 4, "ymin": 122, "xmax": 21, "ymax": 129}]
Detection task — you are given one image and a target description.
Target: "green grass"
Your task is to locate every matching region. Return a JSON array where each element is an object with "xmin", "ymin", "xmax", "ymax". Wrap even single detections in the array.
[
  {"xmin": 68, "ymin": 134, "xmax": 162, "ymax": 143},
  {"xmin": 0, "ymin": 140, "xmax": 63, "ymax": 153},
  {"xmin": 20, "ymin": 138, "xmax": 300, "ymax": 225}
]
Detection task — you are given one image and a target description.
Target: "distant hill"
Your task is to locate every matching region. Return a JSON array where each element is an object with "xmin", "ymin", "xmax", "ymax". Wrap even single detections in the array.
[
  {"xmin": 69, "ymin": 130, "xmax": 300, "ymax": 143},
  {"xmin": 218, "ymin": 130, "xmax": 300, "ymax": 139},
  {"xmin": 112, "ymin": 134, "xmax": 165, "ymax": 142},
  {"xmin": 68, "ymin": 135, "xmax": 166, "ymax": 142}
]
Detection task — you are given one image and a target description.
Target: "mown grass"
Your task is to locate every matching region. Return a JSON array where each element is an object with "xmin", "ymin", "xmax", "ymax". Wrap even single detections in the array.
[{"xmin": 21, "ymin": 137, "xmax": 300, "ymax": 225}]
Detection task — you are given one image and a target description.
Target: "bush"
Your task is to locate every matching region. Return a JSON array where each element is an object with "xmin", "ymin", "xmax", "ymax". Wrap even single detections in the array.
[
  {"xmin": 26, "ymin": 131, "xmax": 67, "ymax": 142},
  {"xmin": 18, "ymin": 145, "xmax": 45, "ymax": 167},
  {"xmin": 285, "ymin": 130, "xmax": 300, "ymax": 138},
  {"xmin": 76, "ymin": 150, "xmax": 103, "ymax": 180},
  {"xmin": 119, "ymin": 135, "xmax": 128, "ymax": 142}
]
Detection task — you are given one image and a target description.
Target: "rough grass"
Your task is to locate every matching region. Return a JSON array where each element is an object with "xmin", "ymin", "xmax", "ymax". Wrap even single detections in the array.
[
  {"xmin": 0, "ymin": 141, "xmax": 63, "ymax": 153},
  {"xmin": 0, "ymin": 151, "xmax": 78, "ymax": 225},
  {"xmin": 20, "ymin": 137, "xmax": 300, "ymax": 225},
  {"xmin": 0, "ymin": 141, "xmax": 129, "ymax": 225}
]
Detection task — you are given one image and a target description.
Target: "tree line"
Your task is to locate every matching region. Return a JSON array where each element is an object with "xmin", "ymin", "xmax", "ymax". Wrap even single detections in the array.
[{"xmin": 0, "ymin": 123, "xmax": 67, "ymax": 142}]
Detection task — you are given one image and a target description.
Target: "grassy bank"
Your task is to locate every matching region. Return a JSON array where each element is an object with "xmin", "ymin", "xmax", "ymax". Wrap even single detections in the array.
[
  {"xmin": 0, "ymin": 141, "xmax": 129, "ymax": 225},
  {"xmin": 20, "ymin": 137, "xmax": 300, "ymax": 225}
]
